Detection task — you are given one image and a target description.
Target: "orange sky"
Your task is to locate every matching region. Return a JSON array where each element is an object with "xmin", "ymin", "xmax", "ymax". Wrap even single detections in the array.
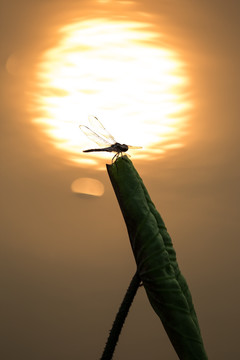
[{"xmin": 1, "ymin": 1, "xmax": 240, "ymax": 359}]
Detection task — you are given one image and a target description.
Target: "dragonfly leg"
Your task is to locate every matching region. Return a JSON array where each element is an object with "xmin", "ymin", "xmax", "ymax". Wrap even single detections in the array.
[{"xmin": 112, "ymin": 152, "xmax": 119, "ymax": 163}]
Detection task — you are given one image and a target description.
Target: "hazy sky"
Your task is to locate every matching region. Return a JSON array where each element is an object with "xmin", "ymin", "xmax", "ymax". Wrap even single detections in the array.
[{"xmin": 1, "ymin": 1, "xmax": 240, "ymax": 359}]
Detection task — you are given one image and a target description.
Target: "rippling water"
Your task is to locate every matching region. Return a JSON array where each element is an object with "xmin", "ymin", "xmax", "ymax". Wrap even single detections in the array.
[{"xmin": 30, "ymin": 1, "xmax": 191, "ymax": 168}]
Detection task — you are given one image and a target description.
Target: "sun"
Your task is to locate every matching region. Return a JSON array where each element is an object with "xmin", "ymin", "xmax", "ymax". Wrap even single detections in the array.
[{"xmin": 33, "ymin": 18, "xmax": 190, "ymax": 167}]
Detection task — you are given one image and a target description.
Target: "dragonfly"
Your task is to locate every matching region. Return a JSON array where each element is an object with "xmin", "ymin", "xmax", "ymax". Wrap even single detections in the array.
[{"xmin": 79, "ymin": 115, "xmax": 141, "ymax": 161}]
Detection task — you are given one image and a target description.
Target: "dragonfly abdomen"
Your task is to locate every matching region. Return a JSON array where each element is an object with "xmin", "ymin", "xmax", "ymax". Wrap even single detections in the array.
[{"xmin": 83, "ymin": 147, "xmax": 114, "ymax": 153}]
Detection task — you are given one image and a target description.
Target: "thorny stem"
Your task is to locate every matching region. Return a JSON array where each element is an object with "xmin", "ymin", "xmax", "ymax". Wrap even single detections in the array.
[{"xmin": 100, "ymin": 271, "xmax": 141, "ymax": 360}]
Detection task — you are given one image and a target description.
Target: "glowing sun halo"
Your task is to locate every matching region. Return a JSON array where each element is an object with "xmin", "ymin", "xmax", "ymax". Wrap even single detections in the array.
[{"xmin": 33, "ymin": 18, "xmax": 190, "ymax": 167}]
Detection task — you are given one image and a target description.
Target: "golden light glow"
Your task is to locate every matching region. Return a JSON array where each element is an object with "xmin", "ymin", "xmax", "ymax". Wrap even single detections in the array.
[{"xmin": 33, "ymin": 17, "xmax": 191, "ymax": 167}]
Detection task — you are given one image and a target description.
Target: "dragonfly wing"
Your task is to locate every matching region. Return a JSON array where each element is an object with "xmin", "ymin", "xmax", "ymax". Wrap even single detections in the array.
[
  {"xmin": 127, "ymin": 145, "xmax": 142, "ymax": 149},
  {"xmin": 79, "ymin": 125, "xmax": 111, "ymax": 147},
  {"xmin": 88, "ymin": 115, "xmax": 117, "ymax": 144}
]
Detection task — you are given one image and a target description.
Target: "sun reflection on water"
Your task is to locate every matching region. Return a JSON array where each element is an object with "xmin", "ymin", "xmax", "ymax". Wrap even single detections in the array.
[{"xmin": 33, "ymin": 17, "xmax": 191, "ymax": 167}]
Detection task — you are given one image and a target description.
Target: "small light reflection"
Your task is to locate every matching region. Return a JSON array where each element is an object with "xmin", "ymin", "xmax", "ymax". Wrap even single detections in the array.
[
  {"xmin": 6, "ymin": 54, "xmax": 19, "ymax": 75},
  {"xmin": 71, "ymin": 177, "xmax": 104, "ymax": 197}
]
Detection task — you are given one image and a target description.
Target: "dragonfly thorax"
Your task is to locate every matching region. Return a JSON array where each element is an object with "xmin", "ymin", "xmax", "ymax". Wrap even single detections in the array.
[{"xmin": 113, "ymin": 143, "xmax": 129, "ymax": 153}]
